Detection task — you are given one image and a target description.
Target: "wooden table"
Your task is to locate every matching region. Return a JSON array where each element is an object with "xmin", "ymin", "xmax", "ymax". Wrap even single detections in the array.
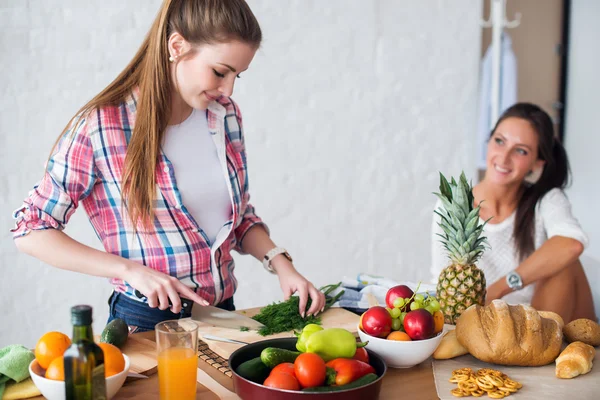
[
  {"xmin": 116, "ymin": 331, "xmax": 438, "ymax": 400},
  {"xmin": 31, "ymin": 330, "xmax": 439, "ymax": 399}
]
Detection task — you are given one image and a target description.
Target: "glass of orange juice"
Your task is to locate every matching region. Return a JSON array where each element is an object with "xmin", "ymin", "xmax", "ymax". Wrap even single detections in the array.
[{"xmin": 155, "ymin": 319, "xmax": 198, "ymax": 400}]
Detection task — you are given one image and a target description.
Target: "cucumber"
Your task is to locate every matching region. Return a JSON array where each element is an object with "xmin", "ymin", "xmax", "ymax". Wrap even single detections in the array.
[
  {"xmin": 100, "ymin": 318, "xmax": 129, "ymax": 348},
  {"xmin": 302, "ymin": 373, "xmax": 379, "ymax": 392},
  {"xmin": 235, "ymin": 357, "xmax": 271, "ymax": 383},
  {"xmin": 260, "ymin": 347, "xmax": 301, "ymax": 368}
]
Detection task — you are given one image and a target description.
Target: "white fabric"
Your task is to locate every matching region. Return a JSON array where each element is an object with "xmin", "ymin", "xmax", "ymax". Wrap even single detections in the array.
[
  {"xmin": 430, "ymin": 188, "xmax": 588, "ymax": 305},
  {"xmin": 162, "ymin": 108, "xmax": 231, "ymax": 245},
  {"xmin": 477, "ymin": 32, "xmax": 518, "ymax": 168}
]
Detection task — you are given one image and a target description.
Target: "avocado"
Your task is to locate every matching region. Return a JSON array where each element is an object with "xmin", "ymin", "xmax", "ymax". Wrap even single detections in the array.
[{"xmin": 100, "ymin": 318, "xmax": 129, "ymax": 348}]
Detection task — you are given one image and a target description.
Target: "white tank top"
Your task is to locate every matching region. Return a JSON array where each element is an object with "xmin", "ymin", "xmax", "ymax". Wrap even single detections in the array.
[{"xmin": 162, "ymin": 108, "xmax": 231, "ymax": 244}]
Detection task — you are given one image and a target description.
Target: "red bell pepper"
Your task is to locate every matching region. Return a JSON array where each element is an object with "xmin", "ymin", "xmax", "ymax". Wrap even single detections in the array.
[
  {"xmin": 325, "ymin": 358, "xmax": 376, "ymax": 386},
  {"xmin": 352, "ymin": 347, "xmax": 369, "ymax": 364}
]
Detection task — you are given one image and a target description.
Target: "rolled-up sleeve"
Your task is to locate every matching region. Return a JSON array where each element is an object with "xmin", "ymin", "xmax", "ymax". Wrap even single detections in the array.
[
  {"xmin": 233, "ymin": 195, "xmax": 269, "ymax": 254},
  {"xmin": 12, "ymin": 116, "xmax": 96, "ymax": 238},
  {"xmin": 538, "ymin": 188, "xmax": 589, "ymax": 248}
]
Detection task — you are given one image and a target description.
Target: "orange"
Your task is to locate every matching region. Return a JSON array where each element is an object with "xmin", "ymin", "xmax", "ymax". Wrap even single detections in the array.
[
  {"xmin": 98, "ymin": 342, "xmax": 125, "ymax": 377},
  {"xmin": 35, "ymin": 331, "xmax": 71, "ymax": 370},
  {"xmin": 45, "ymin": 356, "xmax": 65, "ymax": 381},
  {"xmin": 387, "ymin": 331, "xmax": 412, "ymax": 341},
  {"xmin": 433, "ymin": 311, "xmax": 444, "ymax": 334}
]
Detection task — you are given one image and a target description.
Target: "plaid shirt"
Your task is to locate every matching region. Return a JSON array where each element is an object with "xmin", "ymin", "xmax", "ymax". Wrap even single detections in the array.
[{"xmin": 12, "ymin": 89, "xmax": 268, "ymax": 305}]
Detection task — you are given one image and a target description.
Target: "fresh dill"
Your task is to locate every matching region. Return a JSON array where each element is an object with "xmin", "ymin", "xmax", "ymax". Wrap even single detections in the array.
[{"xmin": 252, "ymin": 283, "xmax": 344, "ymax": 336}]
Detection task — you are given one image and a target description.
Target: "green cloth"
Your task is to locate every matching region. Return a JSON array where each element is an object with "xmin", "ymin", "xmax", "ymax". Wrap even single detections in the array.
[{"xmin": 0, "ymin": 345, "xmax": 35, "ymax": 399}]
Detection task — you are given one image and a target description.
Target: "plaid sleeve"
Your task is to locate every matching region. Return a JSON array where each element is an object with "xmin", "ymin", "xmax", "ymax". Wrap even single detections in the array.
[
  {"xmin": 229, "ymin": 103, "xmax": 269, "ymax": 254},
  {"xmin": 12, "ymin": 115, "xmax": 96, "ymax": 237}
]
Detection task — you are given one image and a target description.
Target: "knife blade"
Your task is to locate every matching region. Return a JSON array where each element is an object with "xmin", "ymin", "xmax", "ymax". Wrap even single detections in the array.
[{"xmin": 191, "ymin": 305, "xmax": 265, "ymax": 331}]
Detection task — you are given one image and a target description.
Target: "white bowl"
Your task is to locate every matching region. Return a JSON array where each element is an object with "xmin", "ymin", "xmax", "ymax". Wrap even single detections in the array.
[
  {"xmin": 357, "ymin": 324, "xmax": 444, "ymax": 368},
  {"xmin": 29, "ymin": 354, "xmax": 130, "ymax": 400}
]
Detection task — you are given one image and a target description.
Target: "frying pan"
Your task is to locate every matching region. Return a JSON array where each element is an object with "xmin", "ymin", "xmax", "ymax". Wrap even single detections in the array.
[{"xmin": 229, "ymin": 337, "xmax": 387, "ymax": 399}]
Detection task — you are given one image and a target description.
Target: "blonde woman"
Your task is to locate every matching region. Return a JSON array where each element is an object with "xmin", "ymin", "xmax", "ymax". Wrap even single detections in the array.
[{"xmin": 13, "ymin": 0, "xmax": 325, "ymax": 332}]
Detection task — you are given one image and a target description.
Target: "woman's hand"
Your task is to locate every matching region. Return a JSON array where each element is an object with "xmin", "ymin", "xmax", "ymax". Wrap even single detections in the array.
[
  {"xmin": 120, "ymin": 261, "xmax": 209, "ymax": 313},
  {"xmin": 272, "ymin": 256, "xmax": 326, "ymax": 317},
  {"xmin": 485, "ymin": 278, "xmax": 510, "ymax": 305}
]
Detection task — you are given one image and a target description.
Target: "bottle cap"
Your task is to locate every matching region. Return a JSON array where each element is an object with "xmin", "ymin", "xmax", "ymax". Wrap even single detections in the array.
[{"xmin": 71, "ymin": 305, "xmax": 93, "ymax": 326}]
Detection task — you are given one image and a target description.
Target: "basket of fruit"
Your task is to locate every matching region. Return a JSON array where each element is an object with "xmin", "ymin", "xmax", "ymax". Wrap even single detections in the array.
[{"xmin": 357, "ymin": 284, "xmax": 445, "ymax": 368}]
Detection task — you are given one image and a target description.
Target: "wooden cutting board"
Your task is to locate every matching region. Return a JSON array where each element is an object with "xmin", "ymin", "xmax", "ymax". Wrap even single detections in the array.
[
  {"xmin": 120, "ymin": 307, "xmax": 360, "ymax": 375},
  {"xmin": 196, "ymin": 307, "xmax": 360, "ymax": 359},
  {"xmin": 120, "ymin": 334, "xmax": 160, "ymax": 375}
]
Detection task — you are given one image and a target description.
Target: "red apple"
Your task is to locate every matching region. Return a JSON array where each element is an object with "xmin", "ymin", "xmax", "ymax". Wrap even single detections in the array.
[
  {"xmin": 403, "ymin": 309, "xmax": 435, "ymax": 340},
  {"xmin": 360, "ymin": 306, "xmax": 393, "ymax": 338},
  {"xmin": 385, "ymin": 285, "xmax": 414, "ymax": 310}
]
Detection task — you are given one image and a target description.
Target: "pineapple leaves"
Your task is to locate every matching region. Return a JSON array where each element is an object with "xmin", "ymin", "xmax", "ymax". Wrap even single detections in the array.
[
  {"xmin": 433, "ymin": 171, "xmax": 490, "ymax": 266},
  {"xmin": 439, "ymin": 172, "xmax": 453, "ymax": 202}
]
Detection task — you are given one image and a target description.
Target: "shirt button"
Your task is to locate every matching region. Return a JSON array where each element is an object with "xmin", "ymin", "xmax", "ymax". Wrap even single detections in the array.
[
  {"xmin": 176, "ymin": 204, "xmax": 182, "ymax": 209},
  {"xmin": 163, "ymin": 166, "xmax": 170, "ymax": 173}
]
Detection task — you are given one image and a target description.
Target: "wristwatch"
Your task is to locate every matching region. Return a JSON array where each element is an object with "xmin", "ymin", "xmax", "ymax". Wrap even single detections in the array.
[
  {"xmin": 505, "ymin": 270, "xmax": 524, "ymax": 290},
  {"xmin": 262, "ymin": 247, "xmax": 292, "ymax": 274}
]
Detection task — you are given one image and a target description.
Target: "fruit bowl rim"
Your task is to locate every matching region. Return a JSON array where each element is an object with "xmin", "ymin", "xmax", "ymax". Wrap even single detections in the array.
[{"xmin": 357, "ymin": 324, "xmax": 446, "ymax": 343}]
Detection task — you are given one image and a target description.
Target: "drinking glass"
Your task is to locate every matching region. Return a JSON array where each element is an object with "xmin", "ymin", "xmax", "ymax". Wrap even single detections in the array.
[{"xmin": 156, "ymin": 319, "xmax": 198, "ymax": 400}]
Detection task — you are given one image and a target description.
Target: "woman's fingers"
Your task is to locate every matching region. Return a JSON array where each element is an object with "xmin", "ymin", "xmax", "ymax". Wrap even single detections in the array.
[
  {"xmin": 296, "ymin": 284, "xmax": 309, "ymax": 318},
  {"xmin": 166, "ymin": 285, "xmax": 182, "ymax": 313},
  {"xmin": 307, "ymin": 285, "xmax": 325, "ymax": 316},
  {"xmin": 177, "ymin": 283, "xmax": 209, "ymax": 306}
]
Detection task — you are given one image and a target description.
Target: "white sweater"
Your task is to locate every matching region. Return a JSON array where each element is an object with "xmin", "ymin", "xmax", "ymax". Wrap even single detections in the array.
[{"xmin": 430, "ymin": 188, "xmax": 588, "ymax": 305}]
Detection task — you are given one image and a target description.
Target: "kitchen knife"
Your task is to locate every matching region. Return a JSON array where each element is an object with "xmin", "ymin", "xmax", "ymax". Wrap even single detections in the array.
[{"xmin": 191, "ymin": 305, "xmax": 265, "ymax": 331}]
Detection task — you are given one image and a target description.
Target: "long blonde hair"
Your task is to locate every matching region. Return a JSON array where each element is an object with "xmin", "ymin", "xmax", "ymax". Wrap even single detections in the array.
[{"xmin": 50, "ymin": 0, "xmax": 262, "ymax": 227}]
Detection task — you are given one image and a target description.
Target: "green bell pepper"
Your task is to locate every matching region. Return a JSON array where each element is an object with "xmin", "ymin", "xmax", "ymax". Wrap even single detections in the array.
[
  {"xmin": 304, "ymin": 328, "xmax": 368, "ymax": 361},
  {"xmin": 296, "ymin": 324, "xmax": 324, "ymax": 352}
]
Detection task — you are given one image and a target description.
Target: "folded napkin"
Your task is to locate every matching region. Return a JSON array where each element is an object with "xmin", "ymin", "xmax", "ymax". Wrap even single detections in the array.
[
  {"xmin": 2, "ymin": 378, "xmax": 41, "ymax": 400},
  {"xmin": 331, "ymin": 273, "xmax": 437, "ymax": 312},
  {"xmin": 0, "ymin": 345, "xmax": 35, "ymax": 399}
]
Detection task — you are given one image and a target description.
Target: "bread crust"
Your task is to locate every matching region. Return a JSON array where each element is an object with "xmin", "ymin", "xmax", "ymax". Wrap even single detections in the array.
[
  {"xmin": 455, "ymin": 300, "xmax": 563, "ymax": 366},
  {"xmin": 433, "ymin": 329, "xmax": 469, "ymax": 359},
  {"xmin": 563, "ymin": 318, "xmax": 600, "ymax": 347},
  {"xmin": 555, "ymin": 341, "xmax": 596, "ymax": 379}
]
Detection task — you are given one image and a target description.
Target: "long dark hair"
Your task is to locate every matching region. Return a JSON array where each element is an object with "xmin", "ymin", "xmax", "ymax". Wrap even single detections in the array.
[{"xmin": 490, "ymin": 103, "xmax": 571, "ymax": 261}]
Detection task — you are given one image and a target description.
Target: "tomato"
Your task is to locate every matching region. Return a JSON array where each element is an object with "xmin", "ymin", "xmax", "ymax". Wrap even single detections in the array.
[
  {"xmin": 294, "ymin": 353, "xmax": 326, "ymax": 388},
  {"xmin": 263, "ymin": 372, "xmax": 300, "ymax": 390},
  {"xmin": 271, "ymin": 362, "xmax": 296, "ymax": 377},
  {"xmin": 352, "ymin": 347, "xmax": 369, "ymax": 364}
]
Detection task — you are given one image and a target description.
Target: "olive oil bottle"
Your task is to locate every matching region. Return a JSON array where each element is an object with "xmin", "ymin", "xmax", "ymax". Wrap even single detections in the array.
[{"xmin": 64, "ymin": 305, "xmax": 107, "ymax": 400}]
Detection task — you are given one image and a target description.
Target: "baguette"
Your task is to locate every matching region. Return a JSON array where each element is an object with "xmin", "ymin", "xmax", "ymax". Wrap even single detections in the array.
[
  {"xmin": 555, "ymin": 341, "xmax": 596, "ymax": 379},
  {"xmin": 433, "ymin": 329, "xmax": 469, "ymax": 360}
]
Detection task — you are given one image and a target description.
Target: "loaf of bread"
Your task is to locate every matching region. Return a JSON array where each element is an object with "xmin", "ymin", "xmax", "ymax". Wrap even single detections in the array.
[
  {"xmin": 433, "ymin": 329, "xmax": 469, "ymax": 359},
  {"xmin": 538, "ymin": 311, "xmax": 565, "ymax": 330},
  {"xmin": 563, "ymin": 318, "xmax": 600, "ymax": 347},
  {"xmin": 455, "ymin": 300, "xmax": 563, "ymax": 366},
  {"xmin": 555, "ymin": 341, "xmax": 596, "ymax": 379}
]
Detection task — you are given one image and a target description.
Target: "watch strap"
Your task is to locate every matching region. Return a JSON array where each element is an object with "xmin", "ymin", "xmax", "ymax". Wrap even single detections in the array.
[{"xmin": 262, "ymin": 247, "xmax": 292, "ymax": 274}]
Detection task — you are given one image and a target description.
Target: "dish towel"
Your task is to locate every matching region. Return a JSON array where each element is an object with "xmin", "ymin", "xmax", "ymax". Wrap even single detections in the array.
[
  {"xmin": 0, "ymin": 345, "xmax": 35, "ymax": 399},
  {"xmin": 330, "ymin": 273, "xmax": 437, "ymax": 312}
]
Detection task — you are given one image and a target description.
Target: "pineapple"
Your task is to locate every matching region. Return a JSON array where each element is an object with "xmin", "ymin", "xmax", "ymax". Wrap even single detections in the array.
[{"xmin": 434, "ymin": 172, "xmax": 489, "ymax": 325}]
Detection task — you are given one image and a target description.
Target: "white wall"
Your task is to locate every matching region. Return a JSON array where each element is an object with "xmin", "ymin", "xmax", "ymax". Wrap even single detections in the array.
[
  {"xmin": 0, "ymin": 0, "xmax": 482, "ymax": 347},
  {"xmin": 564, "ymin": 0, "xmax": 600, "ymax": 315}
]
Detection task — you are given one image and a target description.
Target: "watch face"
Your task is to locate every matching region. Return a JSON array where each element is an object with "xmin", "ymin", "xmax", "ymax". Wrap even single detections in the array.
[{"xmin": 507, "ymin": 273, "xmax": 521, "ymax": 288}]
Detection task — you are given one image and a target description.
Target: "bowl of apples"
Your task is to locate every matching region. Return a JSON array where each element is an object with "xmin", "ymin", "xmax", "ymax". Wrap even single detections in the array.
[{"xmin": 357, "ymin": 284, "xmax": 445, "ymax": 368}]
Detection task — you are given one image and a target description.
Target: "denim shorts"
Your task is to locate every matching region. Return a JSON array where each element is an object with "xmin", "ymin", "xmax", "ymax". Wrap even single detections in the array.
[{"xmin": 106, "ymin": 291, "xmax": 235, "ymax": 333}]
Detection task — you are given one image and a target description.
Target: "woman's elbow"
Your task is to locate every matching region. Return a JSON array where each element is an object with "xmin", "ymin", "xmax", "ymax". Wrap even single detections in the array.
[
  {"xmin": 570, "ymin": 239, "xmax": 585, "ymax": 260},
  {"xmin": 14, "ymin": 234, "xmax": 34, "ymax": 255}
]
